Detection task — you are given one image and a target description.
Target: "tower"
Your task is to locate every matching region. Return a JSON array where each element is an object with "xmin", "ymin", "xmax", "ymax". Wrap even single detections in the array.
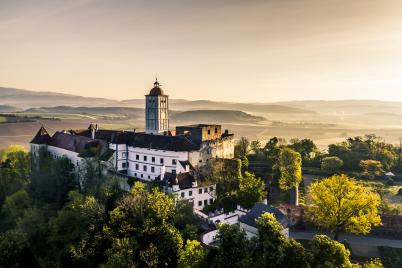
[{"xmin": 145, "ymin": 78, "xmax": 169, "ymax": 134}]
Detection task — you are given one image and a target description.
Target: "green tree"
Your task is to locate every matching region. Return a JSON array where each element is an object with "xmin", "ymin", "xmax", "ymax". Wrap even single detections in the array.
[
  {"xmin": 306, "ymin": 174, "xmax": 381, "ymax": 240},
  {"xmin": 178, "ymin": 240, "xmax": 206, "ymax": 268},
  {"xmin": 214, "ymin": 224, "xmax": 252, "ymax": 267},
  {"xmin": 236, "ymin": 172, "xmax": 266, "ymax": 209},
  {"xmin": 234, "ymin": 137, "xmax": 250, "ymax": 158},
  {"xmin": 48, "ymin": 191, "xmax": 106, "ymax": 266},
  {"xmin": 254, "ymin": 212, "xmax": 309, "ymax": 268},
  {"xmin": 360, "ymin": 160, "xmax": 384, "ymax": 178},
  {"xmin": 274, "ymin": 148, "xmax": 302, "ymax": 205},
  {"xmin": 104, "ymin": 182, "xmax": 183, "ymax": 267},
  {"xmin": 289, "ymin": 138, "xmax": 317, "ymax": 163},
  {"xmin": 0, "ymin": 229, "xmax": 38, "ymax": 268},
  {"xmin": 321, "ymin": 156, "xmax": 344, "ymax": 174},
  {"xmin": 203, "ymin": 159, "xmax": 242, "ymax": 212},
  {"xmin": 30, "ymin": 152, "xmax": 78, "ymax": 208},
  {"xmin": 308, "ymin": 235, "xmax": 353, "ymax": 268},
  {"xmin": 250, "ymin": 140, "xmax": 262, "ymax": 154},
  {"xmin": 0, "ymin": 145, "xmax": 31, "ymax": 206}
]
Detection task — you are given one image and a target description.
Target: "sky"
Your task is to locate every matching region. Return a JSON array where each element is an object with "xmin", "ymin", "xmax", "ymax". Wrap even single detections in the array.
[{"xmin": 1, "ymin": 0, "xmax": 402, "ymax": 102}]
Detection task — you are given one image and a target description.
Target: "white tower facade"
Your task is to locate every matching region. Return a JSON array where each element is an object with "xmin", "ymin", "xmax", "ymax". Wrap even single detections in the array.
[{"xmin": 145, "ymin": 79, "xmax": 169, "ymax": 134}]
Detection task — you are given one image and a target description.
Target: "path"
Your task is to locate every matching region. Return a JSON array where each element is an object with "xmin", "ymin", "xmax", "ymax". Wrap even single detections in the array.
[{"xmin": 290, "ymin": 231, "xmax": 402, "ymax": 257}]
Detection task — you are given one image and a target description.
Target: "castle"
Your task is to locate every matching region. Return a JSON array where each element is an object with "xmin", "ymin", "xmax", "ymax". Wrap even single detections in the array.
[{"xmin": 30, "ymin": 79, "xmax": 235, "ymax": 209}]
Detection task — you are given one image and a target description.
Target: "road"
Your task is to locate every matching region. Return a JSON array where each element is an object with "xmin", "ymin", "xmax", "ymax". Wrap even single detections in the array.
[{"xmin": 290, "ymin": 231, "xmax": 402, "ymax": 257}]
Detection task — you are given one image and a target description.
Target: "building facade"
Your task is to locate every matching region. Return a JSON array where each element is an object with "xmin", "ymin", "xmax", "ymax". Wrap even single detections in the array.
[{"xmin": 30, "ymin": 79, "xmax": 235, "ymax": 209}]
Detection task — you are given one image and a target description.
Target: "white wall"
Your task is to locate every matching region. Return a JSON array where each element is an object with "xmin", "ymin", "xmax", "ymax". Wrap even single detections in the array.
[{"xmin": 169, "ymin": 184, "xmax": 216, "ymax": 210}]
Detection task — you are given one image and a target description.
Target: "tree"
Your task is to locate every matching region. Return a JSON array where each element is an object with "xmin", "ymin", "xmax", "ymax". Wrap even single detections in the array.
[
  {"xmin": 203, "ymin": 159, "xmax": 242, "ymax": 212},
  {"xmin": 305, "ymin": 174, "xmax": 381, "ymax": 240},
  {"xmin": 214, "ymin": 224, "xmax": 252, "ymax": 267},
  {"xmin": 48, "ymin": 191, "xmax": 106, "ymax": 266},
  {"xmin": 178, "ymin": 240, "xmax": 205, "ymax": 268},
  {"xmin": 289, "ymin": 138, "xmax": 317, "ymax": 163},
  {"xmin": 234, "ymin": 137, "xmax": 250, "ymax": 158},
  {"xmin": 360, "ymin": 160, "xmax": 384, "ymax": 178},
  {"xmin": 236, "ymin": 172, "xmax": 266, "ymax": 209},
  {"xmin": 254, "ymin": 212, "xmax": 309, "ymax": 268},
  {"xmin": 274, "ymin": 148, "xmax": 302, "ymax": 205},
  {"xmin": 104, "ymin": 182, "xmax": 183, "ymax": 267},
  {"xmin": 30, "ymin": 152, "xmax": 78, "ymax": 208},
  {"xmin": 321, "ymin": 156, "xmax": 343, "ymax": 174},
  {"xmin": 308, "ymin": 235, "xmax": 352, "ymax": 268},
  {"xmin": 0, "ymin": 145, "xmax": 31, "ymax": 206},
  {"xmin": 362, "ymin": 258, "xmax": 383, "ymax": 268},
  {"xmin": 0, "ymin": 229, "xmax": 39, "ymax": 268},
  {"xmin": 250, "ymin": 140, "xmax": 262, "ymax": 154}
]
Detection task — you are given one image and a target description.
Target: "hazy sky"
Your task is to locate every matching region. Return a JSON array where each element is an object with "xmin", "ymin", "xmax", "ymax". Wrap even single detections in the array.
[{"xmin": 1, "ymin": 0, "xmax": 402, "ymax": 102}]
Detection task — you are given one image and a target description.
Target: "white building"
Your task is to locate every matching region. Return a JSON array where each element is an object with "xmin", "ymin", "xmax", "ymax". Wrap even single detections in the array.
[{"xmin": 30, "ymin": 79, "xmax": 235, "ymax": 209}]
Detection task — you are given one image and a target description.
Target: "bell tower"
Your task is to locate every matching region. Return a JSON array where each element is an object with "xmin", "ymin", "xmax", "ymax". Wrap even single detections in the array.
[{"xmin": 145, "ymin": 78, "xmax": 169, "ymax": 134}]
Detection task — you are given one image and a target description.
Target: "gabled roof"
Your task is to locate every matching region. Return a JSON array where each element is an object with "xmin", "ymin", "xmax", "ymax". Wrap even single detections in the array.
[
  {"xmin": 49, "ymin": 132, "xmax": 94, "ymax": 153},
  {"xmin": 156, "ymin": 172, "xmax": 195, "ymax": 190},
  {"xmin": 239, "ymin": 203, "xmax": 289, "ymax": 229},
  {"xmin": 30, "ymin": 126, "xmax": 51, "ymax": 144}
]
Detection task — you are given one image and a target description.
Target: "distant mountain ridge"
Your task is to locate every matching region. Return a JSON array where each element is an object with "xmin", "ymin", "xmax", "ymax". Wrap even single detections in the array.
[
  {"xmin": 0, "ymin": 87, "xmax": 313, "ymax": 114},
  {"xmin": 3, "ymin": 86, "xmax": 402, "ymax": 116},
  {"xmin": 23, "ymin": 106, "xmax": 266, "ymax": 124}
]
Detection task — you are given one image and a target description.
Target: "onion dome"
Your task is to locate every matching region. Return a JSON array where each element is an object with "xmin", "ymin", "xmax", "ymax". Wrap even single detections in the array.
[{"xmin": 149, "ymin": 78, "xmax": 164, "ymax": 96}]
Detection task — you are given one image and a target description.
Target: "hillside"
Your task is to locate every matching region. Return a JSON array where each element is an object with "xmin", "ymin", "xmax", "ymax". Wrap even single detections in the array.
[
  {"xmin": 0, "ymin": 87, "xmax": 118, "ymax": 108},
  {"xmin": 0, "ymin": 105, "xmax": 20, "ymax": 112},
  {"xmin": 171, "ymin": 110, "xmax": 266, "ymax": 124},
  {"xmin": 1, "ymin": 87, "xmax": 313, "ymax": 114},
  {"xmin": 22, "ymin": 106, "xmax": 265, "ymax": 124}
]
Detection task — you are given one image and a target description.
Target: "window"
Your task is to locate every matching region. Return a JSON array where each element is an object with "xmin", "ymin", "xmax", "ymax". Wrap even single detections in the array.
[
  {"xmin": 210, "ymin": 186, "xmax": 213, "ymax": 192},
  {"xmin": 143, "ymin": 165, "xmax": 147, "ymax": 172},
  {"xmin": 122, "ymin": 152, "xmax": 128, "ymax": 157},
  {"xmin": 181, "ymin": 192, "xmax": 185, "ymax": 198},
  {"xmin": 141, "ymin": 174, "xmax": 143, "ymax": 178},
  {"xmin": 136, "ymin": 154, "xmax": 139, "ymax": 160},
  {"xmin": 134, "ymin": 173, "xmax": 137, "ymax": 176},
  {"xmin": 198, "ymin": 201, "xmax": 202, "ymax": 206},
  {"xmin": 160, "ymin": 158, "xmax": 164, "ymax": 164},
  {"xmin": 172, "ymin": 159, "xmax": 177, "ymax": 165},
  {"xmin": 210, "ymin": 199, "xmax": 213, "ymax": 204},
  {"xmin": 172, "ymin": 169, "xmax": 176, "ymax": 175},
  {"xmin": 189, "ymin": 191, "xmax": 192, "ymax": 196},
  {"xmin": 152, "ymin": 157, "xmax": 155, "ymax": 163},
  {"xmin": 207, "ymin": 129, "xmax": 210, "ymax": 135},
  {"xmin": 204, "ymin": 200, "xmax": 208, "ymax": 206},
  {"xmin": 148, "ymin": 175, "xmax": 150, "ymax": 179},
  {"xmin": 135, "ymin": 164, "xmax": 139, "ymax": 170},
  {"xmin": 122, "ymin": 162, "xmax": 127, "ymax": 169},
  {"xmin": 151, "ymin": 166, "xmax": 155, "ymax": 173},
  {"xmin": 144, "ymin": 156, "xmax": 147, "ymax": 161},
  {"xmin": 198, "ymin": 189, "xmax": 202, "ymax": 194},
  {"xmin": 204, "ymin": 188, "xmax": 208, "ymax": 193},
  {"xmin": 215, "ymin": 128, "xmax": 218, "ymax": 133}
]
